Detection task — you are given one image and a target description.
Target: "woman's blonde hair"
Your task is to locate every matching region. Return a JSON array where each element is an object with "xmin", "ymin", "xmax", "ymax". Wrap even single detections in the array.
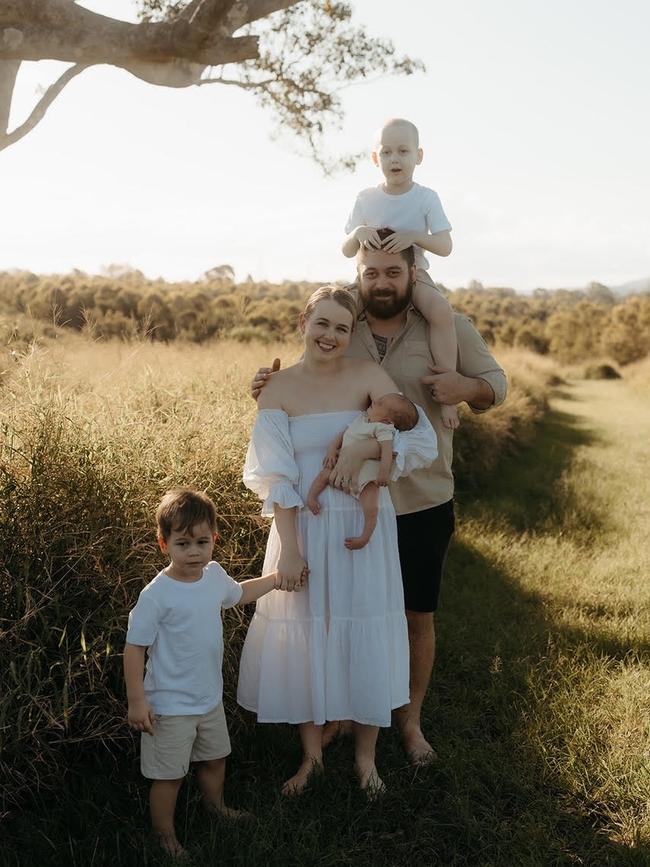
[{"xmin": 303, "ymin": 285, "xmax": 357, "ymax": 330}]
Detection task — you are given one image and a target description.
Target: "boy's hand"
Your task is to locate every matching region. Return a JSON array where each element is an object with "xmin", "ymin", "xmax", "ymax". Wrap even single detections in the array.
[
  {"xmin": 354, "ymin": 226, "xmax": 382, "ymax": 250},
  {"xmin": 381, "ymin": 231, "xmax": 419, "ymax": 254},
  {"xmin": 128, "ymin": 699, "xmax": 155, "ymax": 735},
  {"xmin": 251, "ymin": 358, "xmax": 281, "ymax": 399}
]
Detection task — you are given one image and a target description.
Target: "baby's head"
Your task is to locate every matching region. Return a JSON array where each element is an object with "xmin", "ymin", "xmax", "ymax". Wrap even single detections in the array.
[
  {"xmin": 368, "ymin": 393, "xmax": 418, "ymax": 432},
  {"xmin": 371, "ymin": 118, "xmax": 423, "ymax": 186},
  {"xmin": 156, "ymin": 487, "xmax": 218, "ymax": 563}
]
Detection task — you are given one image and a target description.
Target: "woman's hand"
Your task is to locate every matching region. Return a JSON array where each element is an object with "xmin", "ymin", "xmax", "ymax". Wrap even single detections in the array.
[
  {"xmin": 323, "ymin": 445, "xmax": 340, "ymax": 469},
  {"xmin": 128, "ymin": 699, "xmax": 155, "ymax": 735},
  {"xmin": 330, "ymin": 440, "xmax": 380, "ymax": 493},
  {"xmin": 276, "ymin": 551, "xmax": 308, "ymax": 592}
]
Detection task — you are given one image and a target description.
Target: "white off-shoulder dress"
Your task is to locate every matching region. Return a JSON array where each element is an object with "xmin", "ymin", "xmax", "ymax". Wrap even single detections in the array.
[{"xmin": 237, "ymin": 409, "xmax": 437, "ymax": 727}]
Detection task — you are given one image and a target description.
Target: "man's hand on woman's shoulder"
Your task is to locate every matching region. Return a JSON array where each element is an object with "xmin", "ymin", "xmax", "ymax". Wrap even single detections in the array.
[{"xmin": 251, "ymin": 357, "xmax": 281, "ymax": 400}]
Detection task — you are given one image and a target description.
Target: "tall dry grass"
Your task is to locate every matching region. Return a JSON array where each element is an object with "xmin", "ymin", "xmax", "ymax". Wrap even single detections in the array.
[{"xmin": 0, "ymin": 335, "xmax": 549, "ymax": 810}]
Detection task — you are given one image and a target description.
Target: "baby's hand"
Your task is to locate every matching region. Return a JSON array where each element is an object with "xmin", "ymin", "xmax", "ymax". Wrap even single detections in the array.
[
  {"xmin": 381, "ymin": 231, "xmax": 418, "ymax": 254},
  {"xmin": 354, "ymin": 226, "xmax": 382, "ymax": 250},
  {"xmin": 128, "ymin": 699, "xmax": 155, "ymax": 735}
]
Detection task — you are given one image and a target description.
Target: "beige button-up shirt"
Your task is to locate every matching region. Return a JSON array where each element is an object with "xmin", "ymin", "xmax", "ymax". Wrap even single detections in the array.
[{"xmin": 346, "ymin": 307, "xmax": 508, "ymax": 515}]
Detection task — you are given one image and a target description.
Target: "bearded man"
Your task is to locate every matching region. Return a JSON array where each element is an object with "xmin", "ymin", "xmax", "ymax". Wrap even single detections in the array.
[{"xmin": 252, "ymin": 227, "xmax": 507, "ymax": 763}]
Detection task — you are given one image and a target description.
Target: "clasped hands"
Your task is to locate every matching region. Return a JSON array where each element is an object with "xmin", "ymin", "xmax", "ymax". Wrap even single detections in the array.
[{"xmin": 275, "ymin": 554, "xmax": 309, "ymax": 592}]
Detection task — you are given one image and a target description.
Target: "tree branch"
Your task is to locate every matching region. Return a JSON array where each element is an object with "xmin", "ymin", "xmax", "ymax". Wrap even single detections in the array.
[
  {"xmin": 197, "ymin": 74, "xmax": 274, "ymax": 88},
  {"xmin": 0, "ymin": 62, "xmax": 87, "ymax": 152},
  {"xmin": 0, "ymin": 59, "xmax": 20, "ymax": 135},
  {"xmin": 228, "ymin": 0, "xmax": 301, "ymax": 30}
]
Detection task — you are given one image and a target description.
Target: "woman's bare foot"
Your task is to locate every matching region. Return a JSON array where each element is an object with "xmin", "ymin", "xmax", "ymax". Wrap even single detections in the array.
[
  {"xmin": 321, "ymin": 719, "xmax": 353, "ymax": 748},
  {"xmin": 402, "ymin": 726, "xmax": 438, "ymax": 765},
  {"xmin": 354, "ymin": 762, "xmax": 386, "ymax": 799},
  {"xmin": 154, "ymin": 831, "xmax": 188, "ymax": 860},
  {"xmin": 281, "ymin": 757, "xmax": 323, "ymax": 796}
]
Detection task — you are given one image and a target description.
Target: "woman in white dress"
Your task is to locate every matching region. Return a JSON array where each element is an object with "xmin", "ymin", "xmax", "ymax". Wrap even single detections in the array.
[{"xmin": 237, "ymin": 286, "xmax": 437, "ymax": 795}]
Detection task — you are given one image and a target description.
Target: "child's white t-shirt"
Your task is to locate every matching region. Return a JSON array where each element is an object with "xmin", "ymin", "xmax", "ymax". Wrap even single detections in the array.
[
  {"xmin": 345, "ymin": 182, "xmax": 451, "ymax": 270},
  {"xmin": 126, "ymin": 560, "xmax": 243, "ymax": 715}
]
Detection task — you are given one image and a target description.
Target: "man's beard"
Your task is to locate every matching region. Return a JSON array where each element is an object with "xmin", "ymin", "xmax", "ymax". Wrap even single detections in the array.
[{"xmin": 360, "ymin": 283, "xmax": 413, "ymax": 319}]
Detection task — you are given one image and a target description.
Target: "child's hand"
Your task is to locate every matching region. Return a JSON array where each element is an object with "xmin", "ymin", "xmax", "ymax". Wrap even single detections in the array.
[
  {"xmin": 354, "ymin": 226, "xmax": 382, "ymax": 250},
  {"xmin": 381, "ymin": 231, "xmax": 419, "ymax": 253},
  {"xmin": 128, "ymin": 699, "xmax": 155, "ymax": 735}
]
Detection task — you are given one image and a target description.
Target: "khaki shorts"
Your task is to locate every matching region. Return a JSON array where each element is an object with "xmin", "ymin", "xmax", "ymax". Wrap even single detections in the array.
[{"xmin": 141, "ymin": 702, "xmax": 231, "ymax": 780}]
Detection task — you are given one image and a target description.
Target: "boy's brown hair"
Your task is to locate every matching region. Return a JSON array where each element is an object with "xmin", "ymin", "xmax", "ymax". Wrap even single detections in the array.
[{"xmin": 156, "ymin": 487, "xmax": 218, "ymax": 540}]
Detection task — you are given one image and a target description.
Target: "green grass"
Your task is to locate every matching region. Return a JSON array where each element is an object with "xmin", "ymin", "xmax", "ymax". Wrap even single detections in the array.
[{"xmin": 1, "ymin": 344, "xmax": 648, "ymax": 865}]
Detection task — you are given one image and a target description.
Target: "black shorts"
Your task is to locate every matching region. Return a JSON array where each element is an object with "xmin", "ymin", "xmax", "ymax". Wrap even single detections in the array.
[{"xmin": 396, "ymin": 500, "xmax": 455, "ymax": 613}]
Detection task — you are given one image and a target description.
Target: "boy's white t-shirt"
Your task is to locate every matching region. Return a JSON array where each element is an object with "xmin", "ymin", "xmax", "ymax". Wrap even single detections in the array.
[
  {"xmin": 345, "ymin": 182, "xmax": 452, "ymax": 270},
  {"xmin": 126, "ymin": 560, "xmax": 243, "ymax": 715}
]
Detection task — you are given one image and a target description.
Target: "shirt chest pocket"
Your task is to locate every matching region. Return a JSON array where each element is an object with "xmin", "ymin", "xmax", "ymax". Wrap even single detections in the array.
[{"xmin": 398, "ymin": 340, "xmax": 432, "ymax": 380}]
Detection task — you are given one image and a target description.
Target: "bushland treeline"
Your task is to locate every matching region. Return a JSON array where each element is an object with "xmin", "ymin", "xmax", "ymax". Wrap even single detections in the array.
[{"xmin": 1, "ymin": 268, "xmax": 649, "ymax": 365}]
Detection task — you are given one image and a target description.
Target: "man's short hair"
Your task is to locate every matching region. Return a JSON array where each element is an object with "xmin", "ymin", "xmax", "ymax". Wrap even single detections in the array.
[{"xmin": 156, "ymin": 487, "xmax": 218, "ymax": 540}]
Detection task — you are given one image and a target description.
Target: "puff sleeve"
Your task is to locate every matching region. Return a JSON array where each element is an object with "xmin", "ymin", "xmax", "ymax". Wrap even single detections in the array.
[
  {"xmin": 391, "ymin": 404, "xmax": 438, "ymax": 479},
  {"xmin": 243, "ymin": 410, "xmax": 304, "ymax": 517}
]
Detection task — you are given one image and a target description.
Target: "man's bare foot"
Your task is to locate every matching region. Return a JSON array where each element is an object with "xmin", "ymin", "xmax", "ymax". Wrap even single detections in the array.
[
  {"xmin": 281, "ymin": 758, "xmax": 323, "ymax": 796},
  {"xmin": 354, "ymin": 762, "xmax": 386, "ymax": 799},
  {"xmin": 344, "ymin": 534, "xmax": 370, "ymax": 550},
  {"xmin": 154, "ymin": 831, "xmax": 188, "ymax": 860},
  {"xmin": 402, "ymin": 727, "xmax": 438, "ymax": 765},
  {"xmin": 321, "ymin": 719, "xmax": 353, "ymax": 748}
]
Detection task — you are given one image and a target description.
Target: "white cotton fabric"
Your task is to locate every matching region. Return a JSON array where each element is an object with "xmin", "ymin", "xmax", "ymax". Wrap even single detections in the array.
[
  {"xmin": 344, "ymin": 182, "xmax": 452, "ymax": 270},
  {"xmin": 126, "ymin": 561, "xmax": 243, "ymax": 715},
  {"xmin": 237, "ymin": 409, "xmax": 437, "ymax": 727}
]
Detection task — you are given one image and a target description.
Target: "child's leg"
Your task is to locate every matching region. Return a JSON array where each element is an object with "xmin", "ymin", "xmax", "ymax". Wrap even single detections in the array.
[
  {"xmin": 196, "ymin": 757, "xmax": 249, "ymax": 819},
  {"xmin": 306, "ymin": 467, "xmax": 331, "ymax": 515},
  {"xmin": 344, "ymin": 483, "xmax": 379, "ymax": 550},
  {"xmin": 282, "ymin": 722, "xmax": 324, "ymax": 796},
  {"xmin": 413, "ymin": 271, "xmax": 460, "ymax": 430},
  {"xmin": 150, "ymin": 778, "xmax": 185, "ymax": 856},
  {"xmin": 353, "ymin": 723, "xmax": 385, "ymax": 797}
]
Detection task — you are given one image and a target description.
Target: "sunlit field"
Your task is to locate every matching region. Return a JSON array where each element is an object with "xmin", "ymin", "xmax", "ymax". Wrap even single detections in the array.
[{"xmin": 1, "ymin": 334, "xmax": 648, "ymax": 866}]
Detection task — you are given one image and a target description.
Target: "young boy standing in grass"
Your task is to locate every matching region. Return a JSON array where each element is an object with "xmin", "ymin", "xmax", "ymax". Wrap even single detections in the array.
[
  {"xmin": 342, "ymin": 117, "xmax": 459, "ymax": 430},
  {"xmin": 124, "ymin": 487, "xmax": 287, "ymax": 858}
]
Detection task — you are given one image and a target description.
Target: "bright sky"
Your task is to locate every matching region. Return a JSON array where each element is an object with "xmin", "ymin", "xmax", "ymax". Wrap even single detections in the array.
[{"xmin": 1, "ymin": 0, "xmax": 649, "ymax": 290}]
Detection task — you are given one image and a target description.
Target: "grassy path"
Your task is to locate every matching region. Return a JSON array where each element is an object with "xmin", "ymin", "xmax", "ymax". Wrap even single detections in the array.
[
  {"xmin": 438, "ymin": 378, "xmax": 650, "ymax": 865},
  {"xmin": 3, "ymin": 380, "xmax": 649, "ymax": 867}
]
